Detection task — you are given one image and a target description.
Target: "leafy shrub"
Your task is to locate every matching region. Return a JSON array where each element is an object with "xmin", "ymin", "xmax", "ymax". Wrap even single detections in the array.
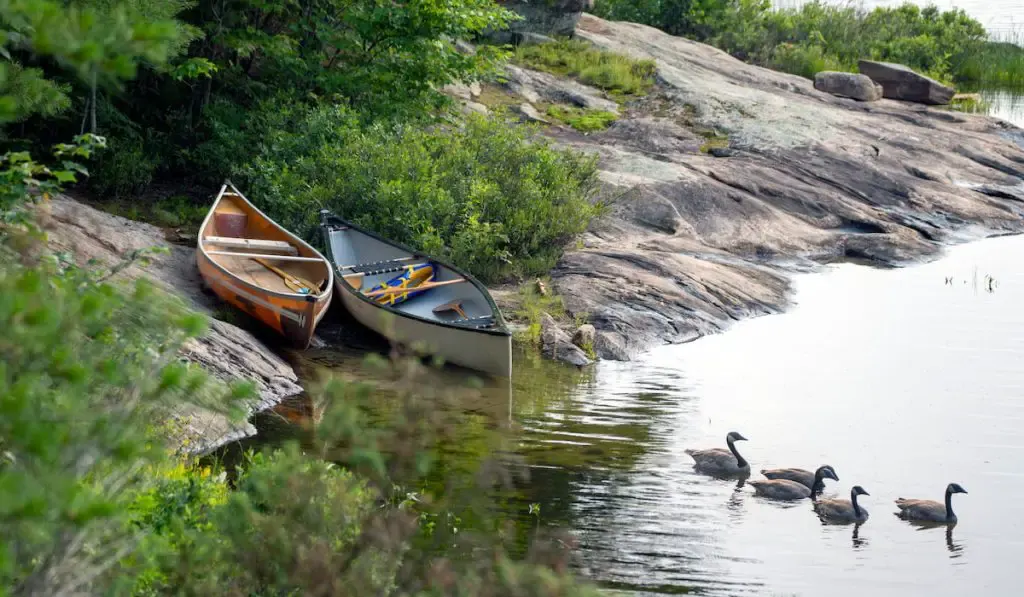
[
  {"xmin": 238, "ymin": 106, "xmax": 602, "ymax": 283},
  {"xmin": 0, "ymin": 254, "xmax": 244, "ymax": 595},
  {"xmin": 769, "ymin": 43, "xmax": 847, "ymax": 80},
  {"xmin": 513, "ymin": 39, "xmax": 657, "ymax": 97},
  {"xmin": 87, "ymin": 137, "xmax": 157, "ymax": 198}
]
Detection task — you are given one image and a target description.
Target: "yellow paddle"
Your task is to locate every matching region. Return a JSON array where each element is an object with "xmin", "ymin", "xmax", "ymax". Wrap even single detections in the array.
[{"xmin": 253, "ymin": 257, "xmax": 320, "ymax": 296}]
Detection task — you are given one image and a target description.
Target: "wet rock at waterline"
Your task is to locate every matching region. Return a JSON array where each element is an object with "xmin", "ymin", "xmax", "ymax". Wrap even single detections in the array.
[
  {"xmin": 572, "ymin": 324, "xmax": 596, "ymax": 350},
  {"xmin": 541, "ymin": 313, "xmax": 592, "ymax": 367},
  {"xmin": 42, "ymin": 197, "xmax": 303, "ymax": 453},
  {"xmin": 813, "ymin": 71, "xmax": 882, "ymax": 102},
  {"xmin": 857, "ymin": 60, "xmax": 956, "ymax": 105},
  {"xmin": 542, "ymin": 14, "xmax": 1024, "ymax": 361}
]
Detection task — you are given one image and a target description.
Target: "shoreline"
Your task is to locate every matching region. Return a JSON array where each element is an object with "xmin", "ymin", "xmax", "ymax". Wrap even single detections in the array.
[{"xmin": 527, "ymin": 15, "xmax": 1024, "ymax": 363}]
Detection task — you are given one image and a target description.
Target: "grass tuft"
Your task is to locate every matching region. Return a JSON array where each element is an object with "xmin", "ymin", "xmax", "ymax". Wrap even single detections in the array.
[{"xmin": 514, "ymin": 39, "xmax": 657, "ymax": 97}]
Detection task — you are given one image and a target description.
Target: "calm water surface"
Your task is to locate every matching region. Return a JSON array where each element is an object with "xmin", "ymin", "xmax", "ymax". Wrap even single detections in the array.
[
  {"xmin": 504, "ymin": 233, "xmax": 1024, "ymax": 596},
  {"xmin": 268, "ymin": 233, "xmax": 1024, "ymax": 596}
]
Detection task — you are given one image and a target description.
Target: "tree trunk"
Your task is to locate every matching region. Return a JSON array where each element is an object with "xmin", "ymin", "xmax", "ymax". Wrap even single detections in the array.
[{"xmin": 89, "ymin": 69, "xmax": 98, "ymax": 134}]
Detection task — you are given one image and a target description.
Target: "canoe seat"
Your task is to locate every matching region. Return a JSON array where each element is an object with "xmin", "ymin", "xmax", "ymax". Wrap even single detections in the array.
[
  {"xmin": 204, "ymin": 236, "xmax": 298, "ymax": 255},
  {"xmin": 349, "ymin": 259, "xmax": 426, "ymax": 276}
]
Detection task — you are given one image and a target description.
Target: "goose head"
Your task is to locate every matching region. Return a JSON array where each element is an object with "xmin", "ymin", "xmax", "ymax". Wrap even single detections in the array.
[
  {"xmin": 726, "ymin": 431, "xmax": 748, "ymax": 443},
  {"xmin": 947, "ymin": 483, "xmax": 968, "ymax": 495},
  {"xmin": 852, "ymin": 485, "xmax": 870, "ymax": 497},
  {"xmin": 817, "ymin": 465, "xmax": 839, "ymax": 482}
]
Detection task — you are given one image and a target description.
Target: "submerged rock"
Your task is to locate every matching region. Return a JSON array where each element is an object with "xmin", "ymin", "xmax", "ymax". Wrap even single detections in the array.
[
  {"xmin": 857, "ymin": 60, "xmax": 955, "ymax": 105},
  {"xmin": 540, "ymin": 313, "xmax": 592, "ymax": 367},
  {"xmin": 43, "ymin": 196, "xmax": 303, "ymax": 453},
  {"xmin": 813, "ymin": 71, "xmax": 882, "ymax": 102}
]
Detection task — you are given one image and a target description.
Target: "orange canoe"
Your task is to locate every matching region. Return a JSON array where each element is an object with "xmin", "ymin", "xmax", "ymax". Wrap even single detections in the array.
[{"xmin": 196, "ymin": 181, "xmax": 333, "ymax": 349}]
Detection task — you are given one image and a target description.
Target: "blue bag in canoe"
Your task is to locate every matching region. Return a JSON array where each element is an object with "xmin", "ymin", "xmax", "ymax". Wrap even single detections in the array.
[{"xmin": 367, "ymin": 263, "xmax": 435, "ymax": 306}]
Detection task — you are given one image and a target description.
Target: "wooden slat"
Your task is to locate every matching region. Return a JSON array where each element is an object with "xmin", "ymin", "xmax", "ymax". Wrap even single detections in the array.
[
  {"xmin": 206, "ymin": 250, "xmax": 324, "ymax": 262},
  {"xmin": 204, "ymin": 236, "xmax": 298, "ymax": 254}
]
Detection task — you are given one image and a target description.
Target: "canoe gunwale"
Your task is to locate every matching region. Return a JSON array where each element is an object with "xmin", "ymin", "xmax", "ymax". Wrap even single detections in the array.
[
  {"xmin": 197, "ymin": 181, "xmax": 334, "ymax": 304},
  {"xmin": 319, "ymin": 210, "xmax": 511, "ymax": 339}
]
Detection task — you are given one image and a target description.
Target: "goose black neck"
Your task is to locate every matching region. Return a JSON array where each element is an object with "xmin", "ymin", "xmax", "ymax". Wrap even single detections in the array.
[
  {"xmin": 850, "ymin": 489, "xmax": 863, "ymax": 517},
  {"xmin": 812, "ymin": 468, "xmax": 825, "ymax": 494},
  {"xmin": 727, "ymin": 438, "xmax": 747, "ymax": 468},
  {"xmin": 945, "ymin": 488, "xmax": 955, "ymax": 521}
]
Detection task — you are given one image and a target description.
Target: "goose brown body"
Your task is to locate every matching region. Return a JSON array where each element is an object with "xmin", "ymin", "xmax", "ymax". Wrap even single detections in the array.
[
  {"xmin": 895, "ymin": 483, "xmax": 968, "ymax": 523},
  {"xmin": 685, "ymin": 432, "xmax": 750, "ymax": 476},
  {"xmin": 750, "ymin": 466, "xmax": 839, "ymax": 500},
  {"xmin": 815, "ymin": 485, "xmax": 871, "ymax": 523}
]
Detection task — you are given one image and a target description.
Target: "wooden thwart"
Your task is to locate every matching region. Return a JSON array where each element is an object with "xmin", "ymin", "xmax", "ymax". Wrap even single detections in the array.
[
  {"xmin": 204, "ymin": 236, "xmax": 298, "ymax": 254},
  {"xmin": 363, "ymin": 278, "xmax": 468, "ymax": 299},
  {"xmin": 206, "ymin": 250, "xmax": 324, "ymax": 262}
]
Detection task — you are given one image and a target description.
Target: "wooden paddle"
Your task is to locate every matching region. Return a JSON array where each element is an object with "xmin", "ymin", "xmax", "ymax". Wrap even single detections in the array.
[
  {"xmin": 363, "ymin": 278, "xmax": 467, "ymax": 299},
  {"xmin": 433, "ymin": 299, "xmax": 467, "ymax": 318},
  {"xmin": 254, "ymin": 257, "xmax": 320, "ymax": 296}
]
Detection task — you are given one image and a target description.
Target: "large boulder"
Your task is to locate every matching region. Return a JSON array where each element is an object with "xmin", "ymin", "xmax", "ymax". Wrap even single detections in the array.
[
  {"xmin": 42, "ymin": 196, "xmax": 304, "ymax": 453},
  {"xmin": 813, "ymin": 71, "xmax": 882, "ymax": 102},
  {"xmin": 492, "ymin": 1, "xmax": 593, "ymax": 43},
  {"xmin": 857, "ymin": 60, "xmax": 955, "ymax": 105},
  {"xmin": 540, "ymin": 313, "xmax": 592, "ymax": 367}
]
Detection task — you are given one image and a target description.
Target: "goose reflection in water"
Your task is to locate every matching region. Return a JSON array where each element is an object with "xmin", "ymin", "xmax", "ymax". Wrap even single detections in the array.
[
  {"xmin": 851, "ymin": 523, "xmax": 868, "ymax": 550},
  {"xmin": 903, "ymin": 520, "xmax": 966, "ymax": 559},
  {"xmin": 726, "ymin": 478, "xmax": 747, "ymax": 522}
]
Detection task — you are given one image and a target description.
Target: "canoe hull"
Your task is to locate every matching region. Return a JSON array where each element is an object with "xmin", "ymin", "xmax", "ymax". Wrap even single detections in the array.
[
  {"xmin": 335, "ymin": 279, "xmax": 511, "ymax": 377},
  {"xmin": 196, "ymin": 182, "xmax": 334, "ymax": 349},
  {"xmin": 197, "ymin": 251, "xmax": 331, "ymax": 349},
  {"xmin": 321, "ymin": 212, "xmax": 511, "ymax": 377}
]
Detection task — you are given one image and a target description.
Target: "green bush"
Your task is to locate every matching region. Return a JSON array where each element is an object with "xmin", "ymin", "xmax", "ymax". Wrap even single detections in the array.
[
  {"xmin": 87, "ymin": 137, "xmax": 157, "ymax": 198},
  {"xmin": 513, "ymin": 39, "xmax": 657, "ymax": 97},
  {"xmin": 238, "ymin": 105, "xmax": 602, "ymax": 283},
  {"xmin": 769, "ymin": 43, "xmax": 847, "ymax": 80},
  {"xmin": 0, "ymin": 253, "xmax": 245, "ymax": 595}
]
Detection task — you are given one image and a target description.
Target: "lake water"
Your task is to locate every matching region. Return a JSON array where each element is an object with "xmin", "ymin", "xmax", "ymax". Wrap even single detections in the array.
[
  {"xmin": 257, "ymin": 232, "xmax": 1024, "ymax": 597},
  {"xmin": 503, "ymin": 233, "xmax": 1024, "ymax": 596}
]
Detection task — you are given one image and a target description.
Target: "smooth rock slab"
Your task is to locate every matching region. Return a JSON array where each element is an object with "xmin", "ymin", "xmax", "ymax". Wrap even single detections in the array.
[
  {"xmin": 814, "ymin": 71, "xmax": 882, "ymax": 102},
  {"xmin": 858, "ymin": 60, "xmax": 955, "ymax": 105}
]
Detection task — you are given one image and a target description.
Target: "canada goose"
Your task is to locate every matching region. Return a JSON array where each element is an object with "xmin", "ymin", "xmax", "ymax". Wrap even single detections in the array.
[
  {"xmin": 761, "ymin": 465, "xmax": 839, "ymax": 493},
  {"xmin": 815, "ymin": 485, "xmax": 870, "ymax": 523},
  {"xmin": 895, "ymin": 483, "xmax": 968, "ymax": 523},
  {"xmin": 685, "ymin": 431, "xmax": 750, "ymax": 476},
  {"xmin": 749, "ymin": 466, "xmax": 839, "ymax": 501}
]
